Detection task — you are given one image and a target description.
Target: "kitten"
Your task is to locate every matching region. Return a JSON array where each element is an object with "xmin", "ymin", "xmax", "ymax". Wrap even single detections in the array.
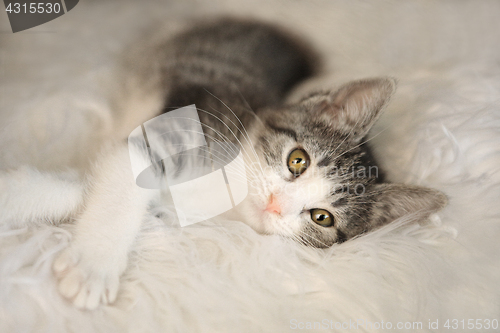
[{"xmin": 2, "ymin": 18, "xmax": 447, "ymax": 309}]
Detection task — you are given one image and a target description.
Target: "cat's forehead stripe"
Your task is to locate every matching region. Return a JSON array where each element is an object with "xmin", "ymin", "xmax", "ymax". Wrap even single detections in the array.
[{"xmin": 266, "ymin": 121, "xmax": 298, "ymax": 141}]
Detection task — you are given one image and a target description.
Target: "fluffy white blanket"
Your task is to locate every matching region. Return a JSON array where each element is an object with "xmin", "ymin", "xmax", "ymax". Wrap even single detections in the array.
[{"xmin": 1, "ymin": 1, "xmax": 499, "ymax": 332}]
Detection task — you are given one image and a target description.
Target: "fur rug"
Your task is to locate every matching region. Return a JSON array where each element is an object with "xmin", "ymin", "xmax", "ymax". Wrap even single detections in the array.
[{"xmin": 1, "ymin": 1, "xmax": 499, "ymax": 332}]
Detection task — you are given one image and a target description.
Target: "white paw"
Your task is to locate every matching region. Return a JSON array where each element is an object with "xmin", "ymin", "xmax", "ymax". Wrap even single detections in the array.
[{"xmin": 53, "ymin": 243, "xmax": 127, "ymax": 310}]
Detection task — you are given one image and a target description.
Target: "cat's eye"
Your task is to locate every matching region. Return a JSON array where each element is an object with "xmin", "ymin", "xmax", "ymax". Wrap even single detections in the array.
[
  {"xmin": 310, "ymin": 209, "xmax": 334, "ymax": 227},
  {"xmin": 287, "ymin": 148, "xmax": 310, "ymax": 176}
]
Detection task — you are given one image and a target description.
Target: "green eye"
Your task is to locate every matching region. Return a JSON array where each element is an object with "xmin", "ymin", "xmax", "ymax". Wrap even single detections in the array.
[
  {"xmin": 287, "ymin": 148, "xmax": 310, "ymax": 176},
  {"xmin": 310, "ymin": 209, "xmax": 334, "ymax": 227}
]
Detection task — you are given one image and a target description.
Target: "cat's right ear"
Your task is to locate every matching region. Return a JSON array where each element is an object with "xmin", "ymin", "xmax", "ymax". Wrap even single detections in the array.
[
  {"xmin": 366, "ymin": 183, "xmax": 448, "ymax": 230},
  {"xmin": 301, "ymin": 77, "xmax": 397, "ymax": 141}
]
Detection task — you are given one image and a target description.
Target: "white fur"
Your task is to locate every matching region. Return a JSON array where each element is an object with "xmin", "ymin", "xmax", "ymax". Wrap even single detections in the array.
[
  {"xmin": 0, "ymin": 167, "xmax": 83, "ymax": 227},
  {"xmin": 51, "ymin": 144, "xmax": 159, "ymax": 309},
  {"xmin": 1, "ymin": 0, "xmax": 499, "ymax": 332},
  {"xmin": 240, "ymin": 142, "xmax": 337, "ymax": 236}
]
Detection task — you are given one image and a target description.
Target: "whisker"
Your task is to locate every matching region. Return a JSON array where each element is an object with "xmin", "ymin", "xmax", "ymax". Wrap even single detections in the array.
[
  {"xmin": 327, "ymin": 104, "xmax": 364, "ymax": 160},
  {"xmin": 202, "ymin": 89, "xmax": 264, "ymax": 170},
  {"xmin": 195, "ymin": 107, "xmax": 266, "ymax": 177},
  {"xmin": 231, "ymin": 83, "xmax": 266, "ymax": 127},
  {"xmin": 149, "ymin": 119, "xmax": 264, "ymax": 181},
  {"xmin": 297, "ymin": 229, "xmax": 328, "ymax": 248},
  {"xmin": 331, "ymin": 120, "xmax": 395, "ymax": 163}
]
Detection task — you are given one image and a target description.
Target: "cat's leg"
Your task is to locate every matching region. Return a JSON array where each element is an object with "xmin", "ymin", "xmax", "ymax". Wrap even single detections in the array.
[
  {"xmin": 52, "ymin": 143, "xmax": 159, "ymax": 309},
  {"xmin": 0, "ymin": 166, "xmax": 84, "ymax": 227}
]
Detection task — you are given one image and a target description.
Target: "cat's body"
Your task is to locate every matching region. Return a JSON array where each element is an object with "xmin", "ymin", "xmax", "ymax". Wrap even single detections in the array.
[
  {"xmin": 1, "ymin": 18, "xmax": 447, "ymax": 309},
  {"xmin": 163, "ymin": 19, "xmax": 315, "ymax": 130}
]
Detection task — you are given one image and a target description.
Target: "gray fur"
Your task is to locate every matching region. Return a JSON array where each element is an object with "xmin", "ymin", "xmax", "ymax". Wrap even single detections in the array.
[{"xmin": 141, "ymin": 18, "xmax": 447, "ymax": 247}]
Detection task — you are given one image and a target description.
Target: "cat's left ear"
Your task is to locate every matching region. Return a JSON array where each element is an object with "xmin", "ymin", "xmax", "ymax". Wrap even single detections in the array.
[{"xmin": 304, "ymin": 77, "xmax": 397, "ymax": 141}]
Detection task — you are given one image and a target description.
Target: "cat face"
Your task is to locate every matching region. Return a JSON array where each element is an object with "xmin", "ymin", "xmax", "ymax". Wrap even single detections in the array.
[{"xmin": 238, "ymin": 78, "xmax": 447, "ymax": 247}]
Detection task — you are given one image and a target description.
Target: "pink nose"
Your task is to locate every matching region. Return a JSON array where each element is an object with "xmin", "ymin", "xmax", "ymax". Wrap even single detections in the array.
[{"xmin": 265, "ymin": 194, "xmax": 281, "ymax": 215}]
